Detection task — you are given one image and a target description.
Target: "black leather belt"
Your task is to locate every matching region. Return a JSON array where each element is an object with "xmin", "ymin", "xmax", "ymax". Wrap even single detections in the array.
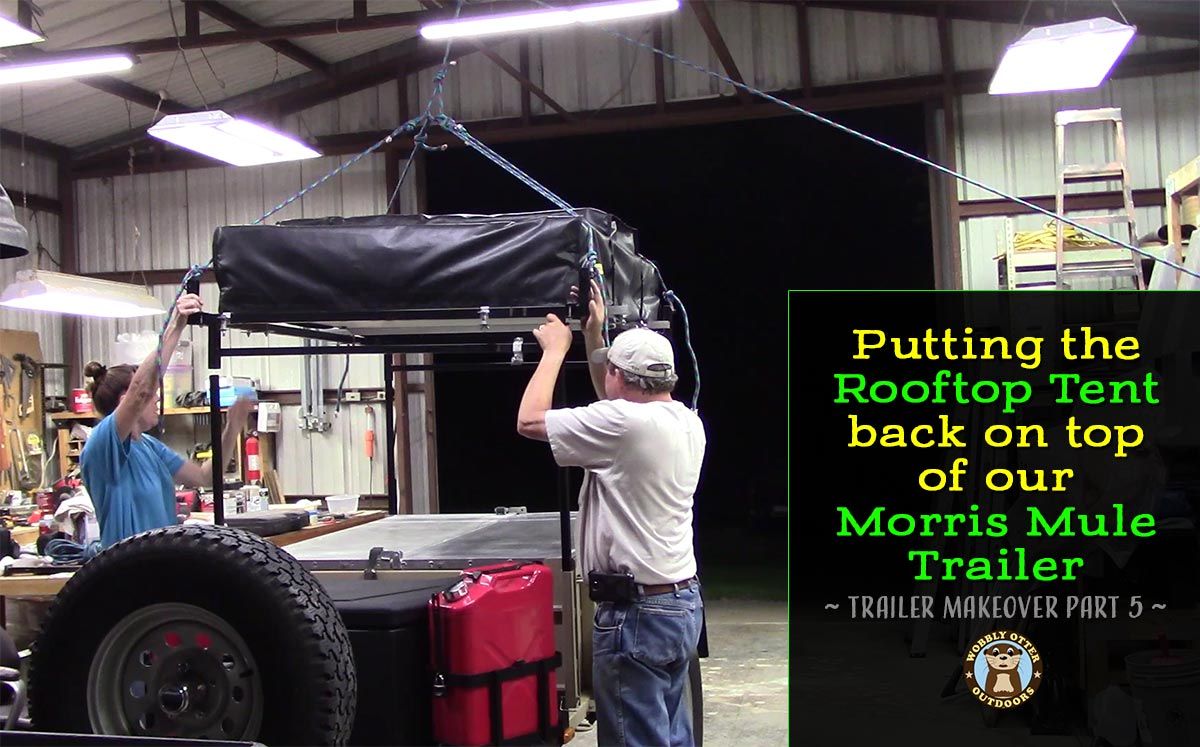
[{"xmin": 637, "ymin": 577, "xmax": 698, "ymax": 596}]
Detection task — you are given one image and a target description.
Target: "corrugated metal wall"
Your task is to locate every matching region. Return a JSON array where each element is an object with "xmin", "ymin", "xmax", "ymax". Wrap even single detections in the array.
[
  {"xmin": 76, "ymin": 158, "xmax": 400, "ymax": 371},
  {"xmin": 957, "ymin": 70, "xmax": 1200, "ymax": 289},
  {"xmin": 60, "ymin": 3, "xmax": 1198, "ymax": 490},
  {"xmin": 76, "ymin": 285, "xmax": 430, "ymax": 500},
  {"xmin": 810, "ymin": 7, "xmax": 939, "ymax": 85},
  {"xmin": 0, "ymin": 145, "xmax": 56, "ymax": 199},
  {"xmin": 0, "ymin": 146, "xmax": 65, "ymax": 383},
  {"xmin": 401, "ymin": 5, "xmax": 947, "ymax": 119},
  {"xmin": 398, "ymin": 5, "xmax": 1193, "ymax": 293},
  {"xmin": 75, "ymin": 152, "xmax": 414, "ymax": 374},
  {"xmin": 72, "ymin": 145, "xmax": 423, "ymax": 497}
]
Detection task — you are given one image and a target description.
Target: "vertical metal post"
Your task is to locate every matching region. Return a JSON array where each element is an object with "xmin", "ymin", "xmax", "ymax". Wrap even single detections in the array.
[
  {"xmin": 937, "ymin": 6, "xmax": 963, "ymax": 289},
  {"xmin": 206, "ymin": 311, "xmax": 221, "ymax": 370},
  {"xmin": 209, "ymin": 373, "xmax": 223, "ymax": 525},
  {"xmin": 394, "ymin": 353, "xmax": 413, "ymax": 514},
  {"xmin": 57, "ymin": 158, "xmax": 81, "ymax": 391},
  {"xmin": 184, "ymin": 2, "xmax": 199, "ymax": 38},
  {"xmin": 652, "ymin": 20, "xmax": 666, "ymax": 113},
  {"xmin": 555, "ymin": 371, "xmax": 573, "ymax": 572},
  {"xmin": 519, "ymin": 39, "xmax": 532, "ymax": 125},
  {"xmin": 796, "ymin": 2, "xmax": 813, "ymax": 97},
  {"xmin": 208, "ymin": 319, "xmax": 224, "ymax": 525},
  {"xmin": 383, "ymin": 355, "xmax": 398, "ymax": 515},
  {"xmin": 385, "ymin": 147, "xmax": 400, "ymax": 215},
  {"xmin": 924, "ymin": 100, "xmax": 950, "ymax": 289}
]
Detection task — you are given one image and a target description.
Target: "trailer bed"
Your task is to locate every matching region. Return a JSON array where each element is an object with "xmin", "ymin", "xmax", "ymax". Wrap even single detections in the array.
[
  {"xmin": 285, "ymin": 511, "xmax": 591, "ymax": 729},
  {"xmin": 284, "ymin": 512, "xmax": 577, "ymax": 570}
]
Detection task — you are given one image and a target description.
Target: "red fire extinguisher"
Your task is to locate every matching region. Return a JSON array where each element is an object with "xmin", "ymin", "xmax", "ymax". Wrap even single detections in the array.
[
  {"xmin": 364, "ymin": 406, "xmax": 376, "ymax": 461},
  {"xmin": 245, "ymin": 433, "xmax": 261, "ymax": 483}
]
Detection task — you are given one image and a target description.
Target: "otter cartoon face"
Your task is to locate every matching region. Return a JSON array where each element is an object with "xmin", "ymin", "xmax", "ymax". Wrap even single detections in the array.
[
  {"xmin": 985, "ymin": 644, "xmax": 1022, "ymax": 672},
  {"xmin": 965, "ymin": 632, "xmax": 1043, "ymax": 708}
]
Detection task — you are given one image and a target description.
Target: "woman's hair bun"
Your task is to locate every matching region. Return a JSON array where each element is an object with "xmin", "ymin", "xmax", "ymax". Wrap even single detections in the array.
[{"xmin": 84, "ymin": 361, "xmax": 107, "ymax": 380}]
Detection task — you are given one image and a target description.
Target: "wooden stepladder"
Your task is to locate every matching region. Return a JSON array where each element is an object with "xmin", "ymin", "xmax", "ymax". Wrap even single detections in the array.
[{"xmin": 1053, "ymin": 107, "xmax": 1144, "ymax": 289}]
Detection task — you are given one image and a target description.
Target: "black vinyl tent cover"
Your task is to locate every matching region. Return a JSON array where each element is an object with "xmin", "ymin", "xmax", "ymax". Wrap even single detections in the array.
[
  {"xmin": 213, "ymin": 208, "xmax": 668, "ymax": 329},
  {"xmin": 200, "ymin": 208, "xmax": 696, "ymax": 565}
]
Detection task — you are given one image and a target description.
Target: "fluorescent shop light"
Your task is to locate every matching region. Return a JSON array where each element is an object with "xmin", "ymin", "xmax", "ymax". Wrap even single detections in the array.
[
  {"xmin": 0, "ymin": 183, "xmax": 29, "ymax": 259},
  {"xmin": 420, "ymin": 0, "xmax": 680, "ymax": 40},
  {"xmin": 0, "ymin": 15, "xmax": 44, "ymax": 47},
  {"xmin": 0, "ymin": 270, "xmax": 166, "ymax": 318},
  {"xmin": 148, "ymin": 110, "xmax": 321, "ymax": 167},
  {"xmin": 0, "ymin": 53, "xmax": 133, "ymax": 85},
  {"xmin": 989, "ymin": 17, "xmax": 1136, "ymax": 95}
]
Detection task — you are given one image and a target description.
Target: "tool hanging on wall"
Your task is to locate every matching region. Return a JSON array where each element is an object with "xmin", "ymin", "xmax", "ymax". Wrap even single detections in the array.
[
  {"xmin": 0, "ymin": 355, "xmax": 13, "ymax": 413},
  {"xmin": 12, "ymin": 353, "xmax": 37, "ymax": 420},
  {"xmin": 364, "ymin": 405, "xmax": 376, "ymax": 495},
  {"xmin": 10, "ymin": 425, "xmax": 34, "ymax": 489},
  {"xmin": 24, "ymin": 432, "xmax": 43, "ymax": 488},
  {"xmin": 0, "ymin": 418, "xmax": 11, "ymax": 480}
]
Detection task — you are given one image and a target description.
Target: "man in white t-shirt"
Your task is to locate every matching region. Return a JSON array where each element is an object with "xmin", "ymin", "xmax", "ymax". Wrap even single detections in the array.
[{"xmin": 517, "ymin": 281, "xmax": 706, "ymax": 747}]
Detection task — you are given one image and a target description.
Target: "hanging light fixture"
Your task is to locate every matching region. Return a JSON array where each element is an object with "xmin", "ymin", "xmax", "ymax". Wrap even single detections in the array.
[
  {"xmin": 0, "ymin": 184, "xmax": 163, "ymax": 317},
  {"xmin": 148, "ymin": 110, "xmax": 321, "ymax": 167},
  {"xmin": 0, "ymin": 53, "xmax": 134, "ymax": 85},
  {"xmin": 0, "ymin": 15, "xmax": 44, "ymax": 48},
  {"xmin": 420, "ymin": 0, "xmax": 680, "ymax": 40},
  {"xmin": 0, "ymin": 270, "xmax": 166, "ymax": 318},
  {"xmin": 989, "ymin": 17, "xmax": 1136, "ymax": 95},
  {"xmin": 0, "ymin": 184, "xmax": 29, "ymax": 259}
]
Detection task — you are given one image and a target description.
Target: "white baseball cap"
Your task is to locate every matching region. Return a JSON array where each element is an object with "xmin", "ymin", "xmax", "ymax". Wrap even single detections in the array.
[{"xmin": 590, "ymin": 327, "xmax": 675, "ymax": 379}]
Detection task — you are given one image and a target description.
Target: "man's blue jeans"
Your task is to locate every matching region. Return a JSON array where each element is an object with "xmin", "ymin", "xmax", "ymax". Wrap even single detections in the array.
[{"xmin": 593, "ymin": 582, "xmax": 703, "ymax": 747}]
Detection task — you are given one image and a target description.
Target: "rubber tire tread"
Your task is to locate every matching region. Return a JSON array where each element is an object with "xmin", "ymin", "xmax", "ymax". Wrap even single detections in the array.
[{"xmin": 27, "ymin": 523, "xmax": 356, "ymax": 746}]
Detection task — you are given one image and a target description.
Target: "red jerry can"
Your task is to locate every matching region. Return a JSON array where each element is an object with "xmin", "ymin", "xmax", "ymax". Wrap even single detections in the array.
[{"xmin": 429, "ymin": 562, "xmax": 561, "ymax": 745}]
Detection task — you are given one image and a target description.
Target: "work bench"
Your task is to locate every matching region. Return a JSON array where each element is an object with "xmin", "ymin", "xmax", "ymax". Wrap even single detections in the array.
[
  {"xmin": 1, "ymin": 511, "xmax": 593, "ymax": 730},
  {"xmin": 0, "ymin": 510, "xmax": 387, "ymax": 619}
]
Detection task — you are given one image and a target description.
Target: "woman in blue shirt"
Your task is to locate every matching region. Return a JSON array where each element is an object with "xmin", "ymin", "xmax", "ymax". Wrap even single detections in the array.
[{"xmin": 81, "ymin": 293, "xmax": 252, "ymax": 547}]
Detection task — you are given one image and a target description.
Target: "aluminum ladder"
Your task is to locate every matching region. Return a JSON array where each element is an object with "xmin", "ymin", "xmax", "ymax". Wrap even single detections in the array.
[{"xmin": 1052, "ymin": 107, "xmax": 1144, "ymax": 289}]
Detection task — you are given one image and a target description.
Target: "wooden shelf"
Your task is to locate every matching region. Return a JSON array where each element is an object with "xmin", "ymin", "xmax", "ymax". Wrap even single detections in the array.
[
  {"xmin": 50, "ymin": 406, "xmax": 262, "ymax": 483},
  {"xmin": 50, "ymin": 406, "xmax": 231, "ymax": 422},
  {"xmin": 0, "ymin": 512, "xmax": 387, "ymax": 599}
]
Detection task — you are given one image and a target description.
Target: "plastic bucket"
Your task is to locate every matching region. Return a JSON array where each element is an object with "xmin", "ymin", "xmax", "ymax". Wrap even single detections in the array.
[
  {"xmin": 326, "ymin": 495, "xmax": 359, "ymax": 514},
  {"xmin": 113, "ymin": 331, "xmax": 158, "ymax": 367},
  {"xmin": 163, "ymin": 340, "xmax": 192, "ymax": 407},
  {"xmin": 1125, "ymin": 649, "xmax": 1200, "ymax": 746}
]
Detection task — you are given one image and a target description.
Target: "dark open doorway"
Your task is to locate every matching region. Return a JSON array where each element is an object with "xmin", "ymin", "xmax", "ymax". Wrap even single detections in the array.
[{"xmin": 422, "ymin": 103, "xmax": 933, "ymax": 566}]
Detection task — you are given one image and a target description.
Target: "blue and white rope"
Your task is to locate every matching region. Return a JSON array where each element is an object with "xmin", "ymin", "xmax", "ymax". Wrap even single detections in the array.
[
  {"xmin": 553, "ymin": 2, "xmax": 1199, "ymax": 280},
  {"xmin": 436, "ymin": 114, "xmax": 578, "ymax": 214},
  {"xmin": 156, "ymin": 2, "xmax": 469, "ymax": 422},
  {"xmin": 388, "ymin": 0, "xmax": 465, "ymax": 211},
  {"xmin": 159, "ymin": 0, "xmax": 707, "ymax": 415},
  {"xmin": 46, "ymin": 537, "xmax": 103, "ymax": 565}
]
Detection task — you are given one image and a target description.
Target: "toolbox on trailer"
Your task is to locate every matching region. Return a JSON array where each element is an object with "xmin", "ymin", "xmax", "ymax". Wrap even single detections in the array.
[
  {"xmin": 430, "ymin": 562, "xmax": 561, "ymax": 746},
  {"xmin": 320, "ymin": 573, "xmax": 451, "ymax": 746}
]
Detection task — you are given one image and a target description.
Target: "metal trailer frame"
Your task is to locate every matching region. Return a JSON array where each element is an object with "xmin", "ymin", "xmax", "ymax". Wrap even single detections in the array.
[
  {"xmin": 195, "ymin": 304, "xmax": 631, "ymax": 734},
  {"xmin": 282, "ymin": 512, "xmax": 594, "ymax": 726}
]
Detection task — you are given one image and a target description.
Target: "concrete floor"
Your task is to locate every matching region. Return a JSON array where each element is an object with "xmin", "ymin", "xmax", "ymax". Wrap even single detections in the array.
[
  {"xmin": 790, "ymin": 615, "xmax": 1089, "ymax": 747},
  {"xmin": 571, "ymin": 598, "xmax": 789, "ymax": 746}
]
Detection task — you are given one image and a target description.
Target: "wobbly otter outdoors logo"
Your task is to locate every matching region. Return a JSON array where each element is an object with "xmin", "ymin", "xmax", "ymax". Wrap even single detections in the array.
[{"xmin": 963, "ymin": 631, "xmax": 1043, "ymax": 708}]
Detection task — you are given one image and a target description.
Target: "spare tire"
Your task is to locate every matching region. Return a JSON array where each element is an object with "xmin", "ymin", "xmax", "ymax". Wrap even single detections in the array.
[{"xmin": 28, "ymin": 524, "xmax": 356, "ymax": 745}]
